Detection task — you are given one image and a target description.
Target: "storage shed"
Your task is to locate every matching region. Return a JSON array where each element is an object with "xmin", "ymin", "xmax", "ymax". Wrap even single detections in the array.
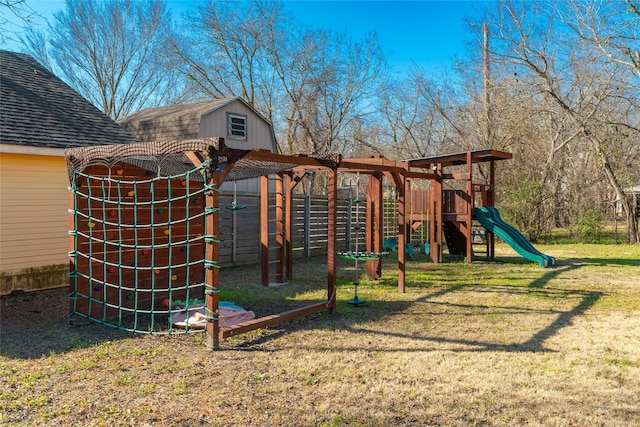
[{"xmin": 119, "ymin": 98, "xmax": 278, "ymax": 193}]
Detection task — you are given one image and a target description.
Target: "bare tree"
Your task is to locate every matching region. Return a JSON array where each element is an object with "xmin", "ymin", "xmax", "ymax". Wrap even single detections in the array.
[
  {"xmin": 22, "ymin": 0, "xmax": 179, "ymax": 120},
  {"xmin": 486, "ymin": 0, "xmax": 639, "ymax": 243},
  {"xmin": 0, "ymin": 0, "xmax": 38, "ymax": 44},
  {"xmin": 563, "ymin": 0, "xmax": 640, "ymax": 76},
  {"xmin": 171, "ymin": 1, "xmax": 280, "ymax": 117},
  {"xmin": 377, "ymin": 71, "xmax": 456, "ymax": 159},
  {"xmin": 175, "ymin": 0, "xmax": 387, "ymax": 157}
]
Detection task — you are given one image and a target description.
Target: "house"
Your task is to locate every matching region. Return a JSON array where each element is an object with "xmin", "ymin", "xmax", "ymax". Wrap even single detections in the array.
[
  {"xmin": 618, "ymin": 185, "xmax": 640, "ymax": 218},
  {"xmin": 118, "ymin": 97, "xmax": 278, "ymax": 193},
  {"xmin": 0, "ymin": 50, "xmax": 138, "ymax": 295}
]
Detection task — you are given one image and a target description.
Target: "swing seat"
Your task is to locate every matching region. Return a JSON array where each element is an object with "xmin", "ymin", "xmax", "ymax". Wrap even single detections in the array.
[
  {"xmin": 384, "ymin": 238, "xmax": 398, "ymax": 252},
  {"xmin": 405, "ymin": 243, "xmax": 414, "ymax": 258},
  {"xmin": 224, "ymin": 203, "xmax": 247, "ymax": 210},
  {"xmin": 420, "ymin": 243, "xmax": 430, "ymax": 255}
]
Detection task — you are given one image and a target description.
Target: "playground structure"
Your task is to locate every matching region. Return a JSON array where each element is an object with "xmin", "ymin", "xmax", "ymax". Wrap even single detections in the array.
[{"xmin": 66, "ymin": 138, "xmax": 553, "ymax": 349}]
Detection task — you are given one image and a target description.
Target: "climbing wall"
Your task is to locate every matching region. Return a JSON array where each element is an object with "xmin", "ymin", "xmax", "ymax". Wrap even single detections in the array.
[{"xmin": 68, "ymin": 162, "xmax": 208, "ymax": 332}]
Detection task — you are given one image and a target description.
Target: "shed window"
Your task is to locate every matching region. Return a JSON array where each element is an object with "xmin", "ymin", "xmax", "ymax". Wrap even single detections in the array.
[{"xmin": 228, "ymin": 114, "xmax": 247, "ymax": 140}]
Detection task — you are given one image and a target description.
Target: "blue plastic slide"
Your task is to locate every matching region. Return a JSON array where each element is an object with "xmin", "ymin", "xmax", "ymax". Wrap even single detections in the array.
[{"xmin": 475, "ymin": 207, "xmax": 556, "ymax": 267}]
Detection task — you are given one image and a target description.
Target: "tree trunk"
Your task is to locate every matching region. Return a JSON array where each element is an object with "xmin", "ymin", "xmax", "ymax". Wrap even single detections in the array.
[{"xmin": 593, "ymin": 138, "xmax": 639, "ymax": 243}]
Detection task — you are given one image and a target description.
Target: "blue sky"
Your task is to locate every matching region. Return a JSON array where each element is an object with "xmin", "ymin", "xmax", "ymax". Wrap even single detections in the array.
[
  {"xmin": 3, "ymin": 0, "xmax": 486, "ymax": 74},
  {"xmin": 284, "ymin": 0, "xmax": 483, "ymax": 73}
]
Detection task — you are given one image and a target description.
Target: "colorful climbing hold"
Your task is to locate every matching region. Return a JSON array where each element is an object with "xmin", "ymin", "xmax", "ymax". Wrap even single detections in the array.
[
  {"xmin": 94, "ymin": 285, "xmax": 103, "ymax": 291},
  {"xmin": 180, "ymin": 246, "xmax": 187, "ymax": 252},
  {"xmin": 180, "ymin": 180, "xmax": 187, "ymax": 187},
  {"xmin": 108, "ymin": 210, "xmax": 117, "ymax": 217},
  {"xmin": 116, "ymin": 169, "xmax": 124, "ymax": 175},
  {"xmin": 192, "ymin": 198, "xmax": 201, "ymax": 204},
  {"xmin": 154, "ymin": 269, "xmax": 161, "ymax": 275},
  {"xmin": 142, "ymin": 249, "xmax": 150, "ymax": 255},
  {"xmin": 108, "ymin": 266, "xmax": 117, "ymax": 273},
  {"xmin": 164, "ymin": 229, "xmax": 170, "ymax": 235},
  {"xmin": 87, "ymin": 221, "xmax": 96, "ymax": 228},
  {"xmin": 127, "ymin": 293, "xmax": 134, "ymax": 301},
  {"xmin": 156, "ymin": 208, "xmax": 164, "ymax": 214},
  {"xmin": 146, "ymin": 170, "xmax": 154, "ymax": 176},
  {"xmin": 171, "ymin": 275, "xmax": 177, "ymax": 281},
  {"xmin": 128, "ymin": 190, "xmax": 135, "ymax": 196}
]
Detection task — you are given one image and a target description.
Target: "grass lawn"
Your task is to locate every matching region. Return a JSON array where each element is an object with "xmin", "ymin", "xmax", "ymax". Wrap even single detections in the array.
[{"xmin": 1, "ymin": 242, "xmax": 639, "ymax": 426}]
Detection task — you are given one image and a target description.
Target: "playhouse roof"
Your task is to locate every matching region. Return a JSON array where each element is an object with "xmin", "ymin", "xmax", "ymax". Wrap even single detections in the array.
[
  {"xmin": 0, "ymin": 50, "xmax": 137, "ymax": 149},
  {"xmin": 408, "ymin": 149, "xmax": 513, "ymax": 168}
]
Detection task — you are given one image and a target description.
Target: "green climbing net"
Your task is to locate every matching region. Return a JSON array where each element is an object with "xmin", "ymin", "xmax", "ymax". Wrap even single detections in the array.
[{"xmin": 68, "ymin": 160, "xmax": 218, "ymax": 334}]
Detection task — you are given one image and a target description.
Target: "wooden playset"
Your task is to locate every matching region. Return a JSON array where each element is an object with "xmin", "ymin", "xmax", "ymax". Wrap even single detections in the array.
[{"xmin": 67, "ymin": 138, "xmax": 552, "ymax": 349}]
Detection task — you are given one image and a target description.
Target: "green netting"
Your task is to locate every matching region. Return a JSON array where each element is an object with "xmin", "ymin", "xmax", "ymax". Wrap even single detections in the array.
[{"xmin": 68, "ymin": 160, "xmax": 217, "ymax": 334}]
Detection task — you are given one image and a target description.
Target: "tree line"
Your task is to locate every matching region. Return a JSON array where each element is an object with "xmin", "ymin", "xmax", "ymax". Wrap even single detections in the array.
[{"xmin": 12, "ymin": 0, "xmax": 640, "ymax": 243}]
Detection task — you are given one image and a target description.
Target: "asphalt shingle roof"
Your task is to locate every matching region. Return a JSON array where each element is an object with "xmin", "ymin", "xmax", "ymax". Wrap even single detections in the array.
[
  {"xmin": 0, "ymin": 50, "xmax": 138, "ymax": 149},
  {"xmin": 118, "ymin": 99, "xmax": 233, "ymax": 143}
]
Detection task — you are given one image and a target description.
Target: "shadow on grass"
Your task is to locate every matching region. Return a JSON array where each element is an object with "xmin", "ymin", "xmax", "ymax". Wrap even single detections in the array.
[
  {"xmin": 226, "ymin": 258, "xmax": 603, "ymax": 353},
  {"xmin": 230, "ymin": 286, "xmax": 603, "ymax": 354},
  {"xmin": 566, "ymin": 258, "xmax": 640, "ymax": 267}
]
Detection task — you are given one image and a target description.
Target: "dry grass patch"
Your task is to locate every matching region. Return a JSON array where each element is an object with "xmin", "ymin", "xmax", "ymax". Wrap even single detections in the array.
[{"xmin": 1, "ymin": 243, "xmax": 639, "ymax": 426}]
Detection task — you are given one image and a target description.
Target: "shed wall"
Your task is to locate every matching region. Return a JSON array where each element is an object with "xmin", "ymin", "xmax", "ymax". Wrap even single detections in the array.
[
  {"xmin": 198, "ymin": 100, "xmax": 276, "ymax": 152},
  {"xmin": 0, "ymin": 153, "xmax": 69, "ymax": 293},
  {"xmin": 199, "ymin": 99, "xmax": 276, "ymax": 193}
]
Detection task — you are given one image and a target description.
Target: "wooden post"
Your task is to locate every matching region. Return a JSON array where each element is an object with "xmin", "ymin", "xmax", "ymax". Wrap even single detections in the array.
[
  {"xmin": 205, "ymin": 169, "xmax": 221, "ymax": 349},
  {"xmin": 397, "ymin": 175, "xmax": 407, "ymax": 293},
  {"xmin": 260, "ymin": 175, "xmax": 269, "ymax": 286},
  {"xmin": 304, "ymin": 176, "xmax": 312, "ymax": 257},
  {"xmin": 327, "ymin": 168, "xmax": 338, "ymax": 314},
  {"xmin": 466, "ymin": 152, "xmax": 474, "ymax": 263},
  {"xmin": 430, "ymin": 164, "xmax": 443, "ymax": 263},
  {"xmin": 366, "ymin": 172, "xmax": 383, "ymax": 279},
  {"xmin": 488, "ymin": 160, "xmax": 496, "ymax": 259},
  {"xmin": 68, "ymin": 184, "xmax": 78, "ymax": 321},
  {"xmin": 284, "ymin": 173, "xmax": 294, "ymax": 280}
]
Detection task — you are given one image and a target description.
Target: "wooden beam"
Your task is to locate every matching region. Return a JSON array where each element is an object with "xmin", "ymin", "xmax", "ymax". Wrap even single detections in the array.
[
  {"xmin": 185, "ymin": 151, "xmax": 204, "ymax": 169},
  {"xmin": 442, "ymin": 173, "xmax": 471, "ymax": 180},
  {"xmin": 340, "ymin": 159, "xmax": 407, "ymax": 174},
  {"xmin": 219, "ymin": 302, "xmax": 328, "ymax": 338},
  {"xmin": 245, "ymin": 150, "xmax": 341, "ymax": 169}
]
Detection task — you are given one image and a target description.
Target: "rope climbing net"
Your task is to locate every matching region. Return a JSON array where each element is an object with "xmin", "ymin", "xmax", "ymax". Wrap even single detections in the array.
[
  {"xmin": 66, "ymin": 140, "xmax": 225, "ymax": 334},
  {"xmin": 68, "ymin": 159, "xmax": 216, "ymax": 334}
]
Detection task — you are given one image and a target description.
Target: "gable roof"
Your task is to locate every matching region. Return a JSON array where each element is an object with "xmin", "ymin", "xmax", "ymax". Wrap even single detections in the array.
[
  {"xmin": 0, "ymin": 50, "xmax": 137, "ymax": 149},
  {"xmin": 118, "ymin": 97, "xmax": 271, "ymax": 143}
]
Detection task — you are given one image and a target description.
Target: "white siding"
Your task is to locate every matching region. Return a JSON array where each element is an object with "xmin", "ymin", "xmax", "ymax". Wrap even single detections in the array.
[{"xmin": 198, "ymin": 99, "xmax": 276, "ymax": 151}]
